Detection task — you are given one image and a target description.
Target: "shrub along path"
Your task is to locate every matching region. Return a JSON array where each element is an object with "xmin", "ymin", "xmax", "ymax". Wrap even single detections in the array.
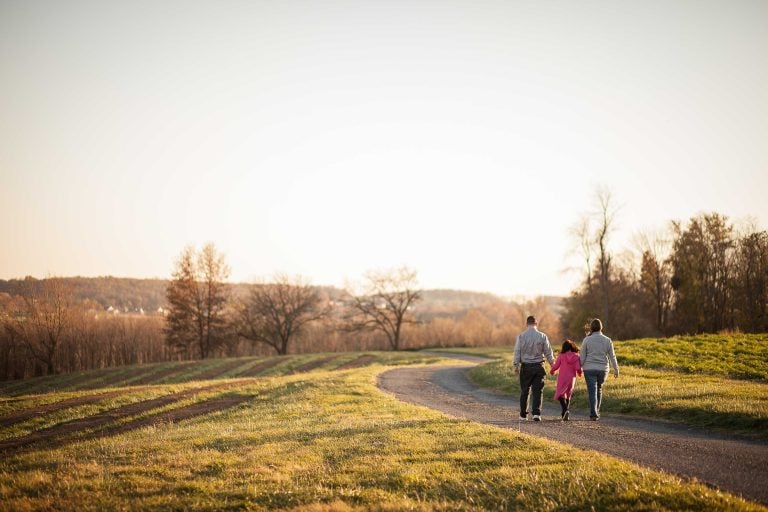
[{"xmin": 378, "ymin": 360, "xmax": 768, "ymax": 505}]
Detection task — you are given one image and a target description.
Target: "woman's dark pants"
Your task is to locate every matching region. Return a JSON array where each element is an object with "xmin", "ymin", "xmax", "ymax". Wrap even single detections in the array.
[{"xmin": 519, "ymin": 362, "xmax": 546, "ymax": 416}]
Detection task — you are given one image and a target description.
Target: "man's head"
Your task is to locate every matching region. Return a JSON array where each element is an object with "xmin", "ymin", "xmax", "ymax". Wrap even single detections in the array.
[
  {"xmin": 590, "ymin": 318, "xmax": 603, "ymax": 333},
  {"xmin": 526, "ymin": 315, "xmax": 536, "ymax": 326}
]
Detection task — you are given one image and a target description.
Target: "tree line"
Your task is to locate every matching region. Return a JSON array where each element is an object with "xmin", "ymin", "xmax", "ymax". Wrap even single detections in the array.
[
  {"xmin": 0, "ymin": 247, "xmax": 560, "ymax": 380},
  {"xmin": 0, "ymin": 276, "xmax": 168, "ymax": 313},
  {"xmin": 562, "ymin": 189, "xmax": 767, "ymax": 340},
  {"xmin": 0, "ymin": 279, "xmax": 166, "ymax": 379},
  {"xmin": 163, "ymin": 246, "xmax": 562, "ymax": 360}
]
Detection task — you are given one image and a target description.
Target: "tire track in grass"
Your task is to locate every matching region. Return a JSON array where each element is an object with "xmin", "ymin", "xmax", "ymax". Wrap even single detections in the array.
[
  {"xmin": 334, "ymin": 355, "xmax": 376, "ymax": 370},
  {"xmin": 75, "ymin": 393, "xmax": 252, "ymax": 444},
  {"xmin": 0, "ymin": 380, "xmax": 248, "ymax": 454},
  {"xmin": 292, "ymin": 356, "xmax": 337, "ymax": 374},
  {"xmin": 0, "ymin": 370, "xmax": 96, "ymax": 397},
  {"xmin": 0, "ymin": 390, "xmax": 128, "ymax": 429},
  {"xmin": 126, "ymin": 361, "xmax": 199, "ymax": 386},
  {"xmin": 190, "ymin": 359, "xmax": 254, "ymax": 381},
  {"xmin": 81, "ymin": 365, "xmax": 162, "ymax": 390},
  {"xmin": 233, "ymin": 357, "xmax": 283, "ymax": 377}
]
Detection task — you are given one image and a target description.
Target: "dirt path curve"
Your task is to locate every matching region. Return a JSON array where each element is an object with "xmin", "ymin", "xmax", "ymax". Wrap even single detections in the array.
[{"xmin": 378, "ymin": 355, "xmax": 768, "ymax": 505}]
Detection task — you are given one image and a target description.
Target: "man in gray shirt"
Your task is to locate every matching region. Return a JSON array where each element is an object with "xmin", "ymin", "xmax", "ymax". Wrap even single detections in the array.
[{"xmin": 513, "ymin": 315, "xmax": 555, "ymax": 421}]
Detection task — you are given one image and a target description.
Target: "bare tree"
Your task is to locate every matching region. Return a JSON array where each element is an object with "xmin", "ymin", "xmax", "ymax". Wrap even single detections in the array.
[
  {"xmin": 594, "ymin": 187, "xmax": 617, "ymax": 325},
  {"xmin": 569, "ymin": 215, "xmax": 594, "ymax": 292},
  {"xmin": 236, "ymin": 274, "xmax": 328, "ymax": 355},
  {"xmin": 165, "ymin": 243, "xmax": 231, "ymax": 359},
  {"xmin": 9, "ymin": 278, "xmax": 74, "ymax": 375},
  {"xmin": 635, "ymin": 229, "xmax": 673, "ymax": 333},
  {"xmin": 345, "ymin": 267, "xmax": 421, "ymax": 350},
  {"xmin": 733, "ymin": 227, "xmax": 768, "ymax": 333}
]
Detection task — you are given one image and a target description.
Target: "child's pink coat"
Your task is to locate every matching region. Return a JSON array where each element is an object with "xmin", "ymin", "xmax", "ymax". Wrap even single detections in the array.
[{"xmin": 550, "ymin": 351, "xmax": 583, "ymax": 400}]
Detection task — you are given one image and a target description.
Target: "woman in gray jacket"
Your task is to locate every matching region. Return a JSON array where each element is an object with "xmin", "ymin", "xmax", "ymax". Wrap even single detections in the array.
[{"xmin": 580, "ymin": 318, "xmax": 619, "ymax": 420}]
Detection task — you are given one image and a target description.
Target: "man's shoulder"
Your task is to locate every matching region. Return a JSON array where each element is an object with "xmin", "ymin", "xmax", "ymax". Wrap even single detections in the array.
[{"xmin": 521, "ymin": 328, "xmax": 547, "ymax": 339}]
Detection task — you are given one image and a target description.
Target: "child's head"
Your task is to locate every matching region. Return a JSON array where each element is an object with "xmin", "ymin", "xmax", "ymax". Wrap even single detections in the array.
[{"xmin": 561, "ymin": 339, "xmax": 579, "ymax": 353}]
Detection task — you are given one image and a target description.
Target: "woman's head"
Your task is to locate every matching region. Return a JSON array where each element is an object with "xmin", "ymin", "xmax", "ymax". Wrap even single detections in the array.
[
  {"xmin": 590, "ymin": 318, "xmax": 603, "ymax": 333},
  {"xmin": 561, "ymin": 339, "xmax": 579, "ymax": 353}
]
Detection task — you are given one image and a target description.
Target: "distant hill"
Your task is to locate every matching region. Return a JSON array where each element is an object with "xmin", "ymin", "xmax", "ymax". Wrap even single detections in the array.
[
  {"xmin": 0, "ymin": 276, "xmax": 169, "ymax": 313},
  {"xmin": 0, "ymin": 276, "xmax": 561, "ymax": 317}
]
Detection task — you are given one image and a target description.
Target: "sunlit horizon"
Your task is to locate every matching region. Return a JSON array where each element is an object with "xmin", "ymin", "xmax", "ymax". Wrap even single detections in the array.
[{"xmin": 2, "ymin": 1, "xmax": 767, "ymax": 297}]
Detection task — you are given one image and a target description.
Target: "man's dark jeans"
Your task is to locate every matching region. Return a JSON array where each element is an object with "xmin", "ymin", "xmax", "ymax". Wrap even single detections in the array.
[{"xmin": 519, "ymin": 362, "xmax": 546, "ymax": 417}]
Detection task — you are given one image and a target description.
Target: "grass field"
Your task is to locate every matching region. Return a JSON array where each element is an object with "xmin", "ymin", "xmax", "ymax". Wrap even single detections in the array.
[
  {"xmin": 0, "ymin": 352, "xmax": 435, "ymax": 398},
  {"xmin": 1, "ymin": 352, "xmax": 763, "ymax": 511},
  {"xmin": 465, "ymin": 334, "xmax": 768, "ymax": 438},
  {"xmin": 615, "ymin": 333, "xmax": 768, "ymax": 381}
]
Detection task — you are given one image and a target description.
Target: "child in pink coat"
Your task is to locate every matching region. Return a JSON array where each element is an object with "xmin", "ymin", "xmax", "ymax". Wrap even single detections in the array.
[{"xmin": 550, "ymin": 339, "xmax": 582, "ymax": 421}]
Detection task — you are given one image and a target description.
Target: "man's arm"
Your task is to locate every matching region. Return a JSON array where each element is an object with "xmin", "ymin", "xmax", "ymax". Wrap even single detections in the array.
[
  {"xmin": 513, "ymin": 334, "xmax": 521, "ymax": 369},
  {"xmin": 543, "ymin": 335, "xmax": 555, "ymax": 365}
]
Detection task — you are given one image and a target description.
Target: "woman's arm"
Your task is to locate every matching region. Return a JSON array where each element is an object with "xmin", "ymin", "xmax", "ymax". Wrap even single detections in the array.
[{"xmin": 607, "ymin": 339, "xmax": 619, "ymax": 377}]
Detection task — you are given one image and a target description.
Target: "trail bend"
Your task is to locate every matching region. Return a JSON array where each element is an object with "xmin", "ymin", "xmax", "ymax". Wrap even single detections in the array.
[{"xmin": 377, "ymin": 355, "xmax": 768, "ymax": 505}]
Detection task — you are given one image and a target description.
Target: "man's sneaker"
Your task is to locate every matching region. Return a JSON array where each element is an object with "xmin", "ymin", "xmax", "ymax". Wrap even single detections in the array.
[
  {"xmin": 532, "ymin": 415, "xmax": 541, "ymax": 422},
  {"xmin": 590, "ymin": 416, "xmax": 599, "ymax": 421},
  {"xmin": 563, "ymin": 411, "xmax": 570, "ymax": 421},
  {"xmin": 518, "ymin": 414, "xmax": 528, "ymax": 421}
]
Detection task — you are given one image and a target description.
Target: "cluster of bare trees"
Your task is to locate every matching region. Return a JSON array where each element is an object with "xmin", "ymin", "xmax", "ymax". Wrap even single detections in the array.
[
  {"xmin": 563, "ymin": 189, "xmax": 768, "ymax": 339},
  {"xmin": 164, "ymin": 245, "xmax": 562, "ymax": 360},
  {"xmin": 1, "ymin": 243, "xmax": 563, "ymax": 381},
  {"xmin": 163, "ymin": 244, "xmax": 427, "ymax": 358},
  {"xmin": 0, "ymin": 279, "xmax": 165, "ymax": 380}
]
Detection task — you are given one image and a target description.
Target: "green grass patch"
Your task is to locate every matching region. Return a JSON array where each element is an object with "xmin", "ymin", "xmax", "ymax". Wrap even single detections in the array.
[
  {"xmin": 0, "ymin": 365, "xmax": 761, "ymax": 511},
  {"xmin": 0, "ymin": 352, "xmax": 443, "ymax": 398},
  {"xmin": 614, "ymin": 334, "xmax": 768, "ymax": 381},
  {"xmin": 420, "ymin": 346, "xmax": 509, "ymax": 359}
]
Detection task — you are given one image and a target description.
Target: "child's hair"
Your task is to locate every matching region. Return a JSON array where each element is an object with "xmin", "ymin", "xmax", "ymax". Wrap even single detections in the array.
[{"xmin": 561, "ymin": 339, "xmax": 580, "ymax": 353}]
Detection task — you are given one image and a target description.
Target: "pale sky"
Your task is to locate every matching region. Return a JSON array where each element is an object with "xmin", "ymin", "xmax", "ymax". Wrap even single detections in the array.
[{"xmin": 1, "ymin": 0, "xmax": 767, "ymax": 297}]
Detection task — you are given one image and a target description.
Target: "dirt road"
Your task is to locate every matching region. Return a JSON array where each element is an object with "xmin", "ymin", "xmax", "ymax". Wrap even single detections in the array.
[{"xmin": 378, "ymin": 359, "xmax": 768, "ymax": 505}]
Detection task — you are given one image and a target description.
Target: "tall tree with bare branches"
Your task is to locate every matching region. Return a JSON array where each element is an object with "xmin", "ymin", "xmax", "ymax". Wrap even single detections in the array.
[
  {"xmin": 733, "ymin": 228, "xmax": 768, "ymax": 333},
  {"xmin": 9, "ymin": 278, "xmax": 74, "ymax": 375},
  {"xmin": 635, "ymin": 229, "xmax": 673, "ymax": 333},
  {"xmin": 236, "ymin": 275, "xmax": 328, "ymax": 355},
  {"xmin": 566, "ymin": 187, "xmax": 617, "ymax": 327},
  {"xmin": 165, "ymin": 243, "xmax": 231, "ymax": 359},
  {"xmin": 345, "ymin": 267, "xmax": 421, "ymax": 350},
  {"xmin": 594, "ymin": 187, "xmax": 617, "ymax": 325}
]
